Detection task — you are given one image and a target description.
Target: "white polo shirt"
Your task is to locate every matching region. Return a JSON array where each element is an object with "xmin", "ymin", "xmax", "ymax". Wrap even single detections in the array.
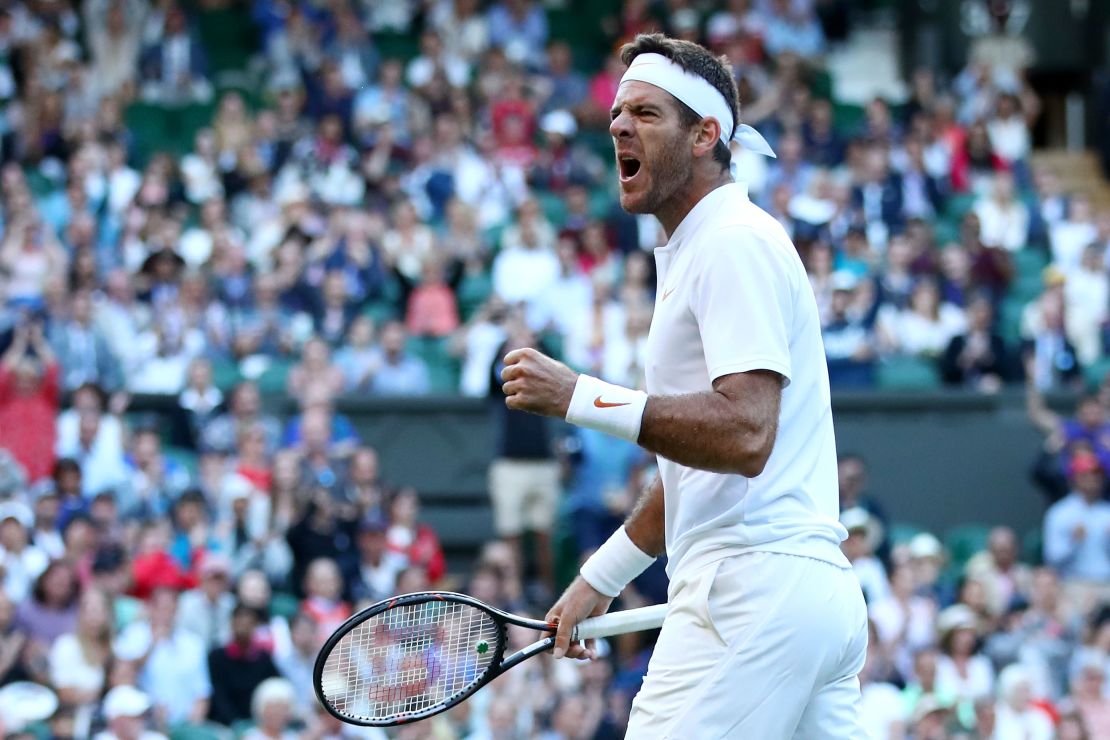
[{"xmin": 645, "ymin": 182, "xmax": 849, "ymax": 581}]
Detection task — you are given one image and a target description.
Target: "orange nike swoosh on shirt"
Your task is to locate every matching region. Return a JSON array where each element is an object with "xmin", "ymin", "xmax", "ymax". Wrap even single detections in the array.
[
  {"xmin": 594, "ymin": 396, "xmax": 630, "ymax": 409},
  {"xmin": 661, "ymin": 287, "xmax": 676, "ymax": 301}
]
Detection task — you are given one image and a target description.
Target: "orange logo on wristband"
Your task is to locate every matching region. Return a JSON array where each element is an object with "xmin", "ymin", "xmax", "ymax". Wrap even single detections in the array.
[{"xmin": 594, "ymin": 396, "xmax": 631, "ymax": 409}]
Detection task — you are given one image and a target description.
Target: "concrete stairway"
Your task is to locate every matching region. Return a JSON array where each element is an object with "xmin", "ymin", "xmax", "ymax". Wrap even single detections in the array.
[{"xmin": 1030, "ymin": 150, "xmax": 1110, "ymax": 210}]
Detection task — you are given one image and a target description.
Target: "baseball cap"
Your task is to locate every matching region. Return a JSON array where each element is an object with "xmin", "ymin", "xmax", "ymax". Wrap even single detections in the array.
[
  {"xmin": 908, "ymin": 532, "xmax": 944, "ymax": 560},
  {"xmin": 936, "ymin": 604, "xmax": 978, "ymax": 637},
  {"xmin": 0, "ymin": 501, "xmax": 33, "ymax": 529},
  {"xmin": 831, "ymin": 271, "xmax": 859, "ymax": 293},
  {"xmin": 358, "ymin": 511, "xmax": 389, "ymax": 534},
  {"xmin": 102, "ymin": 685, "xmax": 151, "ymax": 720},
  {"xmin": 841, "ymin": 507, "xmax": 883, "ymax": 551},
  {"xmin": 1068, "ymin": 450, "xmax": 1102, "ymax": 477},
  {"xmin": 540, "ymin": 110, "xmax": 577, "ymax": 139}
]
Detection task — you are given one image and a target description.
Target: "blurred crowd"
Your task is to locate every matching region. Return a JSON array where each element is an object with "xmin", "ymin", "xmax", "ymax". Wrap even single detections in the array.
[{"xmin": 0, "ymin": 0, "xmax": 1105, "ymax": 738}]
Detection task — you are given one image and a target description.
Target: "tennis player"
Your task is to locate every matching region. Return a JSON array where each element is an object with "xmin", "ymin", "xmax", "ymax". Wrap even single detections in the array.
[{"xmin": 499, "ymin": 33, "xmax": 868, "ymax": 738}]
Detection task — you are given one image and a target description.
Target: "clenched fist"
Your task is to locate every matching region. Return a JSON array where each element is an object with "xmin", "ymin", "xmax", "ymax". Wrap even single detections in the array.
[{"xmin": 500, "ymin": 347, "xmax": 579, "ymax": 418}]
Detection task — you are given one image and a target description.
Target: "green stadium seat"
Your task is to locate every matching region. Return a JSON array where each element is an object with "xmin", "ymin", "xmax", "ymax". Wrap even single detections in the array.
[
  {"xmin": 164, "ymin": 447, "xmax": 199, "ymax": 479},
  {"xmin": 888, "ymin": 522, "xmax": 926, "ymax": 547},
  {"xmin": 363, "ymin": 299, "xmax": 400, "ymax": 325},
  {"xmin": 211, "ymin": 358, "xmax": 244, "ymax": 393},
  {"xmin": 456, "ymin": 271, "xmax": 493, "ymax": 322},
  {"xmin": 932, "ymin": 217, "xmax": 961, "ymax": 247},
  {"xmin": 1083, "ymin": 355, "xmax": 1110, "ymax": 389},
  {"xmin": 230, "ymin": 720, "xmax": 256, "ymax": 739},
  {"xmin": 196, "ymin": 6, "xmax": 258, "ymax": 75},
  {"xmin": 944, "ymin": 193, "xmax": 977, "ymax": 223},
  {"xmin": 832, "ymin": 102, "xmax": 865, "ymax": 137},
  {"xmin": 877, "ymin": 355, "xmax": 942, "ymax": 390},
  {"xmin": 1022, "ymin": 528, "xmax": 1044, "ymax": 566},
  {"xmin": 374, "ymin": 33, "xmax": 420, "ymax": 63},
  {"xmin": 537, "ymin": 191, "xmax": 568, "ymax": 228},
  {"xmin": 943, "ymin": 524, "xmax": 992, "ymax": 568},
  {"xmin": 168, "ymin": 723, "xmax": 233, "ymax": 740},
  {"xmin": 1012, "ymin": 248, "xmax": 1048, "ymax": 281},
  {"xmin": 255, "ymin": 358, "xmax": 294, "ymax": 396},
  {"xmin": 997, "ymin": 297, "xmax": 1027, "ymax": 346},
  {"xmin": 406, "ymin": 336, "xmax": 460, "ymax": 394},
  {"xmin": 270, "ymin": 591, "xmax": 301, "ymax": 621}
]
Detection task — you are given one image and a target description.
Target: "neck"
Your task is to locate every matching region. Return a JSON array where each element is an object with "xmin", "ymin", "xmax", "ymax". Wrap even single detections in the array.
[{"xmin": 655, "ymin": 170, "xmax": 733, "ymax": 237}]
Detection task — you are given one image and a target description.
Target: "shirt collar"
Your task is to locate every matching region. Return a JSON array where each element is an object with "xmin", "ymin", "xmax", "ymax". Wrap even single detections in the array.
[{"xmin": 663, "ymin": 181, "xmax": 749, "ymax": 250}]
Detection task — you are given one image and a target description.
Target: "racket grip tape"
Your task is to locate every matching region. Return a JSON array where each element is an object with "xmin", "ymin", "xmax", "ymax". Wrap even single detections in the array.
[{"xmin": 572, "ymin": 604, "xmax": 668, "ymax": 641}]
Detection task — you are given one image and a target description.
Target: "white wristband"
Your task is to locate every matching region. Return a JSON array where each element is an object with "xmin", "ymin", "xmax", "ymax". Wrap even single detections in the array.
[
  {"xmin": 564, "ymin": 374, "xmax": 648, "ymax": 443},
  {"xmin": 580, "ymin": 526, "xmax": 656, "ymax": 598}
]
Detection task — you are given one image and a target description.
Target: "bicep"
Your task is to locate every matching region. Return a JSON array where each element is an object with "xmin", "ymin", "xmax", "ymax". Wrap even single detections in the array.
[{"xmin": 712, "ymin": 369, "xmax": 783, "ymax": 434}]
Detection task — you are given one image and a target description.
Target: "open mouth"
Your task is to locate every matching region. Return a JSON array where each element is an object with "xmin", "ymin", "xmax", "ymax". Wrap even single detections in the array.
[{"xmin": 618, "ymin": 156, "xmax": 641, "ymax": 181}]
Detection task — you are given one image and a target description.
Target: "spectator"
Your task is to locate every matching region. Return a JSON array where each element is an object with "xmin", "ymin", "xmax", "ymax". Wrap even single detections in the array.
[
  {"xmin": 299, "ymin": 557, "xmax": 350, "ymax": 644},
  {"xmin": 345, "ymin": 512, "xmax": 407, "ymax": 604},
  {"xmin": 243, "ymin": 677, "xmax": 298, "ymax": 740},
  {"xmin": 176, "ymin": 554, "xmax": 234, "ymax": 650},
  {"xmin": 95, "ymin": 685, "xmax": 165, "ymax": 740},
  {"xmin": 0, "ymin": 319, "xmax": 59, "ymax": 482},
  {"xmin": 821, "ymin": 273, "xmax": 877, "ymax": 387},
  {"xmin": 973, "ymin": 171, "xmax": 1029, "ymax": 252},
  {"xmin": 993, "ymin": 663, "xmax": 1054, "ymax": 740},
  {"xmin": 764, "ymin": 0, "xmax": 825, "ymax": 60},
  {"xmin": 274, "ymin": 611, "xmax": 320, "ymax": 723},
  {"xmin": 49, "ymin": 587, "xmax": 113, "ymax": 724},
  {"xmin": 405, "ymin": 258, "xmax": 460, "ymax": 338},
  {"xmin": 384, "ymin": 488, "xmax": 446, "ymax": 587},
  {"xmin": 869, "ymin": 564, "xmax": 937, "ymax": 680},
  {"xmin": 114, "ymin": 586, "xmax": 211, "ymax": 726},
  {"xmin": 486, "ymin": 0, "xmax": 548, "ymax": 66},
  {"xmin": 138, "ymin": 3, "xmax": 211, "ymax": 105},
  {"xmin": 492, "ymin": 198, "xmax": 559, "ymax": 305},
  {"xmin": 333, "ymin": 316, "xmax": 378, "ymax": 392},
  {"xmin": 201, "ymin": 382, "xmax": 282, "ymax": 457},
  {"xmin": 878, "ymin": 277, "xmax": 967, "ymax": 359},
  {"xmin": 49, "ymin": 289, "xmax": 124, "ymax": 394},
  {"xmin": 367, "ymin": 321, "xmax": 431, "ymax": 396},
  {"xmin": 934, "ymin": 604, "xmax": 995, "ymax": 711},
  {"xmin": 940, "ymin": 293, "xmax": 1009, "ymax": 390},
  {"xmin": 965, "ymin": 526, "xmax": 1034, "ymax": 619},
  {"xmin": 0, "ymin": 501, "xmax": 48, "ymax": 604},
  {"xmin": 1064, "ymin": 653, "xmax": 1110, "ymax": 738},
  {"xmin": 1051, "ymin": 197, "xmax": 1097, "ymax": 275},
  {"xmin": 207, "ymin": 603, "xmax": 279, "ymax": 727},
  {"xmin": 1065, "ymin": 243, "xmax": 1108, "ymax": 367},
  {"xmin": 1044, "ymin": 451, "xmax": 1110, "ymax": 593},
  {"xmin": 286, "ymin": 336, "xmax": 346, "ymax": 403},
  {"xmin": 841, "ymin": 507, "xmax": 889, "ymax": 604}
]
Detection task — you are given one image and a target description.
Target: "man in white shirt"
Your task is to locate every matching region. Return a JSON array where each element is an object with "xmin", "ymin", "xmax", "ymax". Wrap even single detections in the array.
[{"xmin": 499, "ymin": 33, "xmax": 866, "ymax": 738}]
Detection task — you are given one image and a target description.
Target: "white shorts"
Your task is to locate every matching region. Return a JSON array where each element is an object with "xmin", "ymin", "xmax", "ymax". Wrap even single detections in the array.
[{"xmin": 626, "ymin": 551, "xmax": 869, "ymax": 739}]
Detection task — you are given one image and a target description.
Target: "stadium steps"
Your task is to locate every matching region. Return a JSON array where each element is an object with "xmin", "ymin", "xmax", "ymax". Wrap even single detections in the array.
[{"xmin": 1031, "ymin": 150, "xmax": 1110, "ymax": 210}]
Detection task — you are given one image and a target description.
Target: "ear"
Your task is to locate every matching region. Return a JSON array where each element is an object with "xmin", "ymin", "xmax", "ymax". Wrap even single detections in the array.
[{"xmin": 691, "ymin": 117, "xmax": 721, "ymax": 159}]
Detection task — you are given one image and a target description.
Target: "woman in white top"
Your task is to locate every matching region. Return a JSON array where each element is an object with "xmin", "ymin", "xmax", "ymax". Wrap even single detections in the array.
[
  {"xmin": 935, "ymin": 605, "xmax": 995, "ymax": 707},
  {"xmin": 50, "ymin": 588, "xmax": 113, "ymax": 736},
  {"xmin": 878, "ymin": 277, "xmax": 967, "ymax": 358}
]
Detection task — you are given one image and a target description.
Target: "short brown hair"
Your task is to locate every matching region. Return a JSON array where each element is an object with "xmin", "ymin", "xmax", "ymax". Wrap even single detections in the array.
[{"xmin": 619, "ymin": 33, "xmax": 739, "ymax": 169}]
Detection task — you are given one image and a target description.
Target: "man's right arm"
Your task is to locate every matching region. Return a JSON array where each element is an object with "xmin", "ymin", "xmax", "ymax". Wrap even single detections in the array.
[{"xmin": 545, "ymin": 475, "xmax": 664, "ymax": 659}]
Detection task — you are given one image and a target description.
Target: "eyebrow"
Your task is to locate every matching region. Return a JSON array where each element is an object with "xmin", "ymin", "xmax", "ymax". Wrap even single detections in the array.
[{"xmin": 610, "ymin": 103, "xmax": 662, "ymax": 119}]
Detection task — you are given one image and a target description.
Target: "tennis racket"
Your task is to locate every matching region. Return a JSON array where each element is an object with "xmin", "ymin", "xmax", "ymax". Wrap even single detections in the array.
[{"xmin": 313, "ymin": 591, "xmax": 667, "ymax": 727}]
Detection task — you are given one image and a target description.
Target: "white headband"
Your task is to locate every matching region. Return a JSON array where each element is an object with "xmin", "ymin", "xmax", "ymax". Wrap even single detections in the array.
[{"xmin": 618, "ymin": 52, "xmax": 776, "ymax": 167}]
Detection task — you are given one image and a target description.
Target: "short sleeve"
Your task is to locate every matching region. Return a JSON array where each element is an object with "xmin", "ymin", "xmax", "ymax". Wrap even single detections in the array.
[{"xmin": 691, "ymin": 226, "xmax": 794, "ymax": 385}]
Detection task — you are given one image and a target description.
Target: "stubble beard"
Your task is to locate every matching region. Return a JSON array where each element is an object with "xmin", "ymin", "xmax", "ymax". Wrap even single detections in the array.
[{"xmin": 621, "ymin": 137, "xmax": 694, "ymax": 217}]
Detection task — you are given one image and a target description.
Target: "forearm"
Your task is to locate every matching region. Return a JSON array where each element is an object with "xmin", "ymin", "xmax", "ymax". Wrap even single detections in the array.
[
  {"xmin": 637, "ymin": 381, "xmax": 778, "ymax": 477},
  {"xmin": 624, "ymin": 475, "xmax": 665, "ymax": 557}
]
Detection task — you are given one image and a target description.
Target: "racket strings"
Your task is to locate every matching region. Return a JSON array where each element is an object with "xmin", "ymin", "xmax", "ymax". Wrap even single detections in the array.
[{"xmin": 319, "ymin": 601, "xmax": 502, "ymax": 723}]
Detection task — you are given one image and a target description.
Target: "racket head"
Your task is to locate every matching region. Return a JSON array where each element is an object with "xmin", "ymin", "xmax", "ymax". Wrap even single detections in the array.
[{"xmin": 313, "ymin": 592, "xmax": 509, "ymax": 727}]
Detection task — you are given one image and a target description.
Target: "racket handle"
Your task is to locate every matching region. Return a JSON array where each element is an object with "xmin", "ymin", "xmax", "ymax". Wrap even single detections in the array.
[{"xmin": 573, "ymin": 604, "xmax": 668, "ymax": 641}]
